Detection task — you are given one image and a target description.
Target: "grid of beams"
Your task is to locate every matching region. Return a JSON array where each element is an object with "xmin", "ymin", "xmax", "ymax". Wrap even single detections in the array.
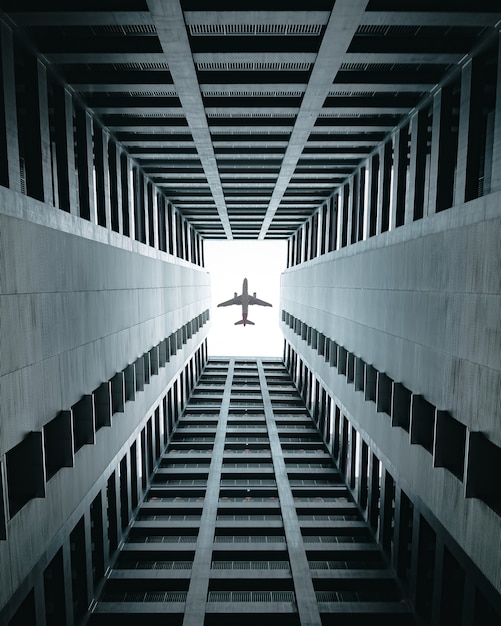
[
  {"xmin": 90, "ymin": 358, "xmax": 415, "ymax": 626},
  {"xmin": 3, "ymin": 1, "xmax": 499, "ymax": 238}
]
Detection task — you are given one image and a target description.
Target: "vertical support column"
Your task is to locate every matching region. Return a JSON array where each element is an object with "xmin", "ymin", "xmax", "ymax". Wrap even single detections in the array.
[
  {"xmin": 366, "ymin": 152, "xmax": 379, "ymax": 237},
  {"xmin": 407, "ymin": 107, "xmax": 428, "ymax": 222},
  {"xmin": 0, "ymin": 20, "xmax": 21, "ymax": 192},
  {"xmin": 321, "ymin": 203, "xmax": 329, "ymax": 254},
  {"xmin": 108, "ymin": 141, "xmax": 122, "ymax": 233},
  {"xmin": 490, "ymin": 32, "xmax": 501, "ymax": 193},
  {"xmin": 377, "ymin": 140, "xmax": 392, "ymax": 233},
  {"xmin": 356, "ymin": 166, "xmax": 365, "ymax": 241},
  {"xmin": 53, "ymin": 84, "xmax": 78, "ymax": 214},
  {"xmin": 143, "ymin": 173, "xmax": 150, "ymax": 245},
  {"xmin": 455, "ymin": 57, "xmax": 483, "ymax": 205},
  {"xmin": 120, "ymin": 152, "xmax": 133, "ymax": 238},
  {"xmin": 62, "ymin": 539, "xmax": 75, "ymax": 626},
  {"xmin": 94, "ymin": 125, "xmax": 111, "ymax": 228},
  {"xmin": 133, "ymin": 167, "xmax": 146, "ymax": 243},
  {"xmin": 390, "ymin": 124, "xmax": 408, "ymax": 229},
  {"xmin": 341, "ymin": 183, "xmax": 349, "ymax": 247},
  {"xmin": 182, "ymin": 360, "xmax": 234, "ymax": 626},
  {"xmin": 258, "ymin": 360, "xmax": 322, "ymax": 626},
  {"xmin": 150, "ymin": 182, "xmax": 159, "ymax": 249},
  {"xmin": 175, "ymin": 211, "xmax": 183, "ymax": 258},
  {"xmin": 167, "ymin": 203, "xmax": 174, "ymax": 255},
  {"xmin": 75, "ymin": 107, "xmax": 96, "ymax": 221},
  {"xmin": 347, "ymin": 175, "xmax": 355, "ymax": 244},
  {"xmin": 184, "ymin": 220, "xmax": 190, "ymax": 261},
  {"xmin": 328, "ymin": 194, "xmax": 338, "ymax": 251},
  {"xmin": 23, "ymin": 56, "xmax": 52, "ymax": 204},
  {"xmin": 428, "ymin": 84, "xmax": 456, "ymax": 214}
]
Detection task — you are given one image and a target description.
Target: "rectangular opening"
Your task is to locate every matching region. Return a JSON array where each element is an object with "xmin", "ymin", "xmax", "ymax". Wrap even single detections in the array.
[
  {"xmin": 72, "ymin": 395, "xmax": 96, "ymax": 452},
  {"xmin": 317, "ymin": 332, "xmax": 325, "ymax": 356},
  {"xmin": 346, "ymin": 352, "xmax": 355, "ymax": 384},
  {"xmin": 135, "ymin": 356, "xmax": 145, "ymax": 392},
  {"xmin": 434, "ymin": 410, "xmax": 466, "ymax": 480},
  {"xmin": 354, "ymin": 357, "xmax": 365, "ymax": 391},
  {"xmin": 130, "ymin": 441, "xmax": 139, "ymax": 510},
  {"xmin": 94, "ymin": 382, "xmax": 112, "ymax": 429},
  {"xmin": 465, "ymin": 432, "xmax": 501, "ymax": 514},
  {"xmin": 119, "ymin": 455, "xmax": 129, "ymax": 532},
  {"xmin": 338, "ymin": 347, "xmax": 347, "ymax": 375},
  {"xmin": 90, "ymin": 493, "xmax": 105, "ymax": 585},
  {"xmin": 70, "ymin": 517, "xmax": 89, "ymax": 622},
  {"xmin": 158, "ymin": 339, "xmax": 167, "ymax": 368},
  {"xmin": 330, "ymin": 341, "xmax": 338, "ymax": 367},
  {"xmin": 150, "ymin": 346, "xmax": 159, "ymax": 376},
  {"xmin": 111, "ymin": 372, "xmax": 125, "ymax": 415},
  {"xmin": 365, "ymin": 364, "xmax": 377, "ymax": 402},
  {"xmin": 107, "ymin": 473, "xmax": 118, "ymax": 554},
  {"xmin": 391, "ymin": 382, "xmax": 411, "ymax": 431},
  {"xmin": 415, "ymin": 516, "xmax": 436, "ymax": 621},
  {"xmin": 144, "ymin": 352, "xmax": 151, "ymax": 385},
  {"xmin": 376, "ymin": 372, "xmax": 392, "ymax": 416},
  {"xmin": 43, "ymin": 411, "xmax": 74, "ymax": 480},
  {"xmin": 410, "ymin": 395, "xmax": 436, "ymax": 453},
  {"xmin": 44, "ymin": 548, "xmax": 66, "ymax": 626},
  {"xmin": 6, "ymin": 432, "xmax": 46, "ymax": 517},
  {"xmin": 324, "ymin": 338, "xmax": 330, "ymax": 363},
  {"xmin": 301, "ymin": 322, "xmax": 307, "ymax": 341},
  {"xmin": 170, "ymin": 332, "xmax": 177, "ymax": 356},
  {"xmin": 124, "ymin": 363, "xmax": 135, "ymax": 402}
]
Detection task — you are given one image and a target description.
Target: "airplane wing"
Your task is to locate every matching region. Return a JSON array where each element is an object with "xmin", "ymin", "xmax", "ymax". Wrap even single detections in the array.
[
  {"xmin": 248, "ymin": 296, "xmax": 272, "ymax": 307},
  {"xmin": 217, "ymin": 295, "xmax": 243, "ymax": 307}
]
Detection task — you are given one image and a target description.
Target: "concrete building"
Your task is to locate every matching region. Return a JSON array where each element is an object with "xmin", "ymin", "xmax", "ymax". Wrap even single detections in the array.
[{"xmin": 0, "ymin": 2, "xmax": 500, "ymax": 625}]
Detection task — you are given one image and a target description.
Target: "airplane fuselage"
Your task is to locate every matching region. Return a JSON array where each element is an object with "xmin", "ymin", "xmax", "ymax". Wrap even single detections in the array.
[{"xmin": 241, "ymin": 278, "xmax": 249, "ymax": 323}]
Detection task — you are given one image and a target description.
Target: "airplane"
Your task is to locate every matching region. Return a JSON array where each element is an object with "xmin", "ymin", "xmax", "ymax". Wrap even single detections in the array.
[{"xmin": 217, "ymin": 277, "xmax": 272, "ymax": 326}]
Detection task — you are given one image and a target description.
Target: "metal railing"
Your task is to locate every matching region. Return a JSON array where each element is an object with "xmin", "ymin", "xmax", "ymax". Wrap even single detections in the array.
[
  {"xmin": 207, "ymin": 591, "xmax": 295, "ymax": 603},
  {"xmin": 211, "ymin": 560, "xmax": 290, "ymax": 570}
]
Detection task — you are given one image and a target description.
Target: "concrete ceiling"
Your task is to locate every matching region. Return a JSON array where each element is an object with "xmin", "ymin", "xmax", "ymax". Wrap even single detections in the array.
[{"xmin": 3, "ymin": 0, "xmax": 501, "ymax": 239}]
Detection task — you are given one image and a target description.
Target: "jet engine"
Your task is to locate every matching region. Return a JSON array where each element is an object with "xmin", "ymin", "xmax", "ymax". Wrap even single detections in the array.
[
  {"xmin": 234, "ymin": 292, "xmax": 237, "ymax": 299},
  {"xmin": 253, "ymin": 292, "xmax": 256, "ymax": 297}
]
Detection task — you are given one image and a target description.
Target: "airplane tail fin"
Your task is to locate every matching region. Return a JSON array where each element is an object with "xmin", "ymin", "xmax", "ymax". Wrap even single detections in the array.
[{"xmin": 235, "ymin": 319, "xmax": 255, "ymax": 326}]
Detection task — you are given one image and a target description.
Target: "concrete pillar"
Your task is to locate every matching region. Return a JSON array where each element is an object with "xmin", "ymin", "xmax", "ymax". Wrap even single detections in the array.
[
  {"xmin": 346, "ymin": 172, "xmax": 359, "ymax": 244},
  {"xmin": 0, "ymin": 21, "xmax": 21, "ymax": 193},
  {"xmin": 94, "ymin": 125, "xmax": 111, "ymax": 228},
  {"xmin": 75, "ymin": 107, "xmax": 96, "ymax": 222},
  {"xmin": 407, "ymin": 107, "xmax": 428, "ymax": 222},
  {"xmin": 108, "ymin": 141, "xmax": 122, "ymax": 233},
  {"xmin": 455, "ymin": 57, "xmax": 483, "ymax": 205},
  {"xmin": 356, "ymin": 166, "xmax": 366, "ymax": 241},
  {"xmin": 120, "ymin": 152, "xmax": 132, "ymax": 237},
  {"xmin": 490, "ymin": 32, "xmax": 501, "ymax": 193},
  {"xmin": 22, "ymin": 55, "xmax": 52, "ymax": 204},
  {"xmin": 340, "ymin": 183, "xmax": 349, "ymax": 247},
  {"xmin": 150, "ymin": 182, "xmax": 159, "ymax": 249},
  {"xmin": 53, "ymin": 85, "xmax": 78, "ymax": 215},
  {"xmin": 428, "ymin": 83, "xmax": 456, "ymax": 215},
  {"xmin": 390, "ymin": 124, "xmax": 409, "ymax": 229},
  {"xmin": 377, "ymin": 140, "xmax": 392, "ymax": 233},
  {"xmin": 366, "ymin": 152, "xmax": 379, "ymax": 237}
]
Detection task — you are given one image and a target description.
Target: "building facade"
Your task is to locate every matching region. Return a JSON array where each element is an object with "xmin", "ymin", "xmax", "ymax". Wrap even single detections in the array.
[{"xmin": 0, "ymin": 3, "xmax": 500, "ymax": 625}]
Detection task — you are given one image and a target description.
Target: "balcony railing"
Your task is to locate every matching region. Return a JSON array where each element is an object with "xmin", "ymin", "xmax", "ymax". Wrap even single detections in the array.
[{"xmin": 207, "ymin": 591, "xmax": 295, "ymax": 603}]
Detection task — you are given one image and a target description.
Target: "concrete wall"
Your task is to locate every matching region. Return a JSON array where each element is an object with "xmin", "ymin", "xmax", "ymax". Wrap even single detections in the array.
[
  {"xmin": 0, "ymin": 186, "xmax": 211, "ymax": 611},
  {"xmin": 281, "ymin": 191, "xmax": 501, "ymax": 593}
]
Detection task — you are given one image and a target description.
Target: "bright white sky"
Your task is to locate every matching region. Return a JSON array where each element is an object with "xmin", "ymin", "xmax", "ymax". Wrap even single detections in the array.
[{"xmin": 204, "ymin": 240, "xmax": 287, "ymax": 357}]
